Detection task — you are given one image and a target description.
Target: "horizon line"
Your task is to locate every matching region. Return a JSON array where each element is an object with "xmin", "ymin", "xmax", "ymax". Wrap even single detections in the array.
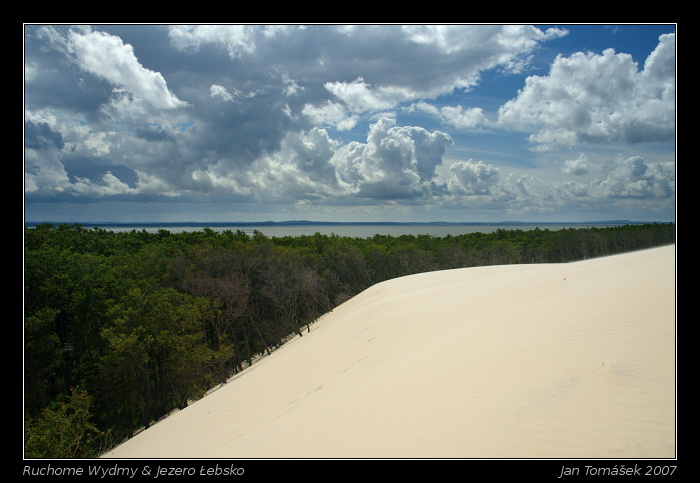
[{"xmin": 25, "ymin": 219, "xmax": 673, "ymax": 227}]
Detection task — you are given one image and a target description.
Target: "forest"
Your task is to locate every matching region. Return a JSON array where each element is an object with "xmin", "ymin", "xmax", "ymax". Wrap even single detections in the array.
[{"xmin": 23, "ymin": 222, "xmax": 675, "ymax": 458}]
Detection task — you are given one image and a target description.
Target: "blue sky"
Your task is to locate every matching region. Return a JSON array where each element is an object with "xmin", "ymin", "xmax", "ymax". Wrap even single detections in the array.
[{"xmin": 24, "ymin": 24, "xmax": 676, "ymax": 223}]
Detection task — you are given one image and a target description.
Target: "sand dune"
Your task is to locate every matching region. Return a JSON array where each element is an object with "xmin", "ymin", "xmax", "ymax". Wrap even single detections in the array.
[{"xmin": 102, "ymin": 245, "xmax": 676, "ymax": 459}]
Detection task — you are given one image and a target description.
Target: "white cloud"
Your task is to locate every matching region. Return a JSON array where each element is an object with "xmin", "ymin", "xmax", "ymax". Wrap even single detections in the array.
[
  {"xmin": 68, "ymin": 27, "xmax": 188, "ymax": 113},
  {"xmin": 591, "ymin": 156, "xmax": 675, "ymax": 199},
  {"xmin": 302, "ymin": 101, "xmax": 359, "ymax": 131},
  {"xmin": 410, "ymin": 101, "xmax": 490, "ymax": 130},
  {"xmin": 324, "ymin": 78, "xmax": 398, "ymax": 113},
  {"xmin": 497, "ymin": 33, "xmax": 675, "ymax": 149},
  {"xmin": 448, "ymin": 160, "xmax": 500, "ymax": 195},
  {"xmin": 262, "ymin": 127, "xmax": 345, "ymax": 197},
  {"xmin": 210, "ymin": 84, "xmax": 234, "ymax": 102},
  {"xmin": 24, "ymin": 149, "xmax": 70, "ymax": 195},
  {"xmin": 332, "ymin": 118, "xmax": 453, "ymax": 200},
  {"xmin": 71, "ymin": 172, "xmax": 136, "ymax": 197},
  {"xmin": 440, "ymin": 106, "xmax": 490, "ymax": 129},
  {"xmin": 168, "ymin": 25, "xmax": 257, "ymax": 57},
  {"xmin": 401, "ymin": 24, "xmax": 567, "ymax": 68},
  {"xmin": 562, "ymin": 153, "xmax": 591, "ymax": 176},
  {"xmin": 168, "ymin": 24, "xmax": 289, "ymax": 58},
  {"xmin": 437, "ymin": 153, "xmax": 674, "ymax": 217}
]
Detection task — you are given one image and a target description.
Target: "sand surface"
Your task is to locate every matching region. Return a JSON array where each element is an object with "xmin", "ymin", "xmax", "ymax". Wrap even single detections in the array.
[{"xmin": 102, "ymin": 245, "xmax": 676, "ymax": 459}]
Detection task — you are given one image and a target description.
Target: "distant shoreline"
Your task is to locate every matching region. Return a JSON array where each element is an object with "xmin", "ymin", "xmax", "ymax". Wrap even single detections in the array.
[{"xmin": 24, "ymin": 219, "xmax": 671, "ymax": 229}]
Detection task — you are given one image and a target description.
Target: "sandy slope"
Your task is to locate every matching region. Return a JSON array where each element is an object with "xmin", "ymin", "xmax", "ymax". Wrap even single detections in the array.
[{"xmin": 102, "ymin": 245, "xmax": 676, "ymax": 459}]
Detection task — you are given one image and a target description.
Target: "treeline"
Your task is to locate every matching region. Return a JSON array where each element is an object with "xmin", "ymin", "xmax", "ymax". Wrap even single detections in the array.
[{"xmin": 24, "ymin": 222, "xmax": 675, "ymax": 457}]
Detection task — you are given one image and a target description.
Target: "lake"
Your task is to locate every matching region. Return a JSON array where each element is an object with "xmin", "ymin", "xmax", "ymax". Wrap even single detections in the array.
[{"xmin": 26, "ymin": 222, "xmax": 638, "ymax": 238}]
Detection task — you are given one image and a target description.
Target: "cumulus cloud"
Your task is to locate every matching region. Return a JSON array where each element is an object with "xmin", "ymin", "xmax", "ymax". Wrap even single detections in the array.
[
  {"xmin": 324, "ymin": 78, "xmax": 398, "ymax": 113},
  {"xmin": 332, "ymin": 118, "xmax": 454, "ymax": 200},
  {"xmin": 24, "ymin": 148, "xmax": 70, "ymax": 195},
  {"xmin": 71, "ymin": 172, "xmax": 137, "ymax": 197},
  {"xmin": 410, "ymin": 101, "xmax": 490, "ymax": 130},
  {"xmin": 433, "ymin": 152, "xmax": 674, "ymax": 218},
  {"xmin": 440, "ymin": 106, "xmax": 490, "ymax": 130},
  {"xmin": 248, "ymin": 127, "xmax": 346, "ymax": 202},
  {"xmin": 591, "ymin": 156, "xmax": 675, "ymax": 199},
  {"xmin": 497, "ymin": 33, "xmax": 675, "ymax": 149},
  {"xmin": 68, "ymin": 27, "xmax": 188, "ymax": 113},
  {"xmin": 210, "ymin": 84, "xmax": 234, "ymax": 102},
  {"xmin": 302, "ymin": 101, "xmax": 360, "ymax": 131},
  {"xmin": 448, "ymin": 160, "xmax": 500, "ymax": 195},
  {"xmin": 168, "ymin": 24, "xmax": 289, "ymax": 58},
  {"xmin": 563, "ymin": 154, "xmax": 591, "ymax": 176}
]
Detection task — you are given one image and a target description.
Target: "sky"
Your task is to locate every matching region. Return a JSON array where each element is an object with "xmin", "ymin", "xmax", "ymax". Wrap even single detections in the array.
[{"xmin": 24, "ymin": 24, "xmax": 676, "ymax": 224}]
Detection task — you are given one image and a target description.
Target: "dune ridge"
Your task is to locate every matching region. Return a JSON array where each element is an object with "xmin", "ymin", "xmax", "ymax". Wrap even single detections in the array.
[{"xmin": 102, "ymin": 244, "xmax": 676, "ymax": 459}]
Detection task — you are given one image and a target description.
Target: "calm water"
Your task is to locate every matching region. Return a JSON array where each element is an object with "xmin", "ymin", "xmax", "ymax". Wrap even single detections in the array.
[{"xmin": 38, "ymin": 223, "xmax": 626, "ymax": 238}]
